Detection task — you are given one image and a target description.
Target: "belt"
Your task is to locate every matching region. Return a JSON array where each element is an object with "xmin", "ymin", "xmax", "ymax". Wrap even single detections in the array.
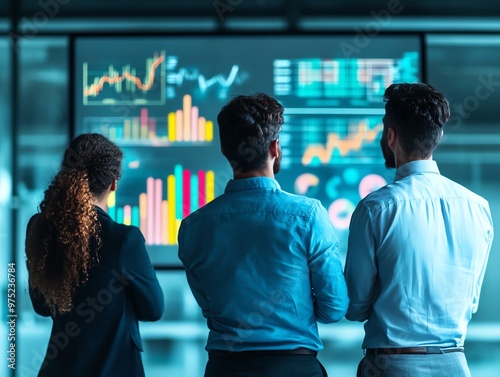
[
  {"xmin": 209, "ymin": 347, "xmax": 317, "ymax": 357},
  {"xmin": 365, "ymin": 347, "xmax": 465, "ymax": 355}
]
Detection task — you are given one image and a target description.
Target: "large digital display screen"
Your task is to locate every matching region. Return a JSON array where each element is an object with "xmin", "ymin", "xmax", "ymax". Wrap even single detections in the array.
[{"xmin": 74, "ymin": 35, "xmax": 421, "ymax": 267}]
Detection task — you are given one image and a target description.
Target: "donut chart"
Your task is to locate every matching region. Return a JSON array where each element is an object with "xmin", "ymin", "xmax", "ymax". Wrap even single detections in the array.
[
  {"xmin": 328, "ymin": 198, "xmax": 356, "ymax": 230},
  {"xmin": 359, "ymin": 174, "xmax": 387, "ymax": 199}
]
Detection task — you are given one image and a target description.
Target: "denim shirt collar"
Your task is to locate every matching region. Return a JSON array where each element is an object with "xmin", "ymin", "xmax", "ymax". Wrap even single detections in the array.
[{"xmin": 225, "ymin": 177, "xmax": 281, "ymax": 193}]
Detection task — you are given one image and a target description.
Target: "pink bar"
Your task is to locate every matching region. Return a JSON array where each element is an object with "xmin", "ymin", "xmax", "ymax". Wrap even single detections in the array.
[
  {"xmin": 191, "ymin": 106, "xmax": 198, "ymax": 142},
  {"xmin": 154, "ymin": 179, "xmax": 162, "ymax": 245},
  {"xmin": 147, "ymin": 177, "xmax": 154, "ymax": 244},
  {"xmin": 176, "ymin": 109, "xmax": 183, "ymax": 142},
  {"xmin": 162, "ymin": 200, "xmax": 169, "ymax": 245},
  {"xmin": 198, "ymin": 170, "xmax": 205, "ymax": 208},
  {"xmin": 183, "ymin": 169, "xmax": 191, "ymax": 218},
  {"xmin": 124, "ymin": 205, "xmax": 131, "ymax": 224},
  {"xmin": 141, "ymin": 108, "xmax": 148, "ymax": 127}
]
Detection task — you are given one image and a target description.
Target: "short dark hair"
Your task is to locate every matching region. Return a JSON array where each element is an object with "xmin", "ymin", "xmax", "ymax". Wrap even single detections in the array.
[
  {"xmin": 217, "ymin": 93, "xmax": 284, "ymax": 172},
  {"xmin": 383, "ymin": 83, "xmax": 450, "ymax": 158}
]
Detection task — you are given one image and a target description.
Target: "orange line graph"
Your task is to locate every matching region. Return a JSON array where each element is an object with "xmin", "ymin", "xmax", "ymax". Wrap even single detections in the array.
[
  {"xmin": 301, "ymin": 121, "xmax": 383, "ymax": 165},
  {"xmin": 84, "ymin": 55, "xmax": 165, "ymax": 97}
]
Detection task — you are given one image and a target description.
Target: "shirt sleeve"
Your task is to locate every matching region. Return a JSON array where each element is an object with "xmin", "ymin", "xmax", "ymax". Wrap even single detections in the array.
[
  {"xmin": 344, "ymin": 203, "xmax": 378, "ymax": 322},
  {"xmin": 307, "ymin": 201, "xmax": 349, "ymax": 323},
  {"xmin": 119, "ymin": 226, "xmax": 165, "ymax": 322},
  {"xmin": 178, "ymin": 220, "xmax": 209, "ymax": 318},
  {"xmin": 472, "ymin": 215, "xmax": 494, "ymax": 314}
]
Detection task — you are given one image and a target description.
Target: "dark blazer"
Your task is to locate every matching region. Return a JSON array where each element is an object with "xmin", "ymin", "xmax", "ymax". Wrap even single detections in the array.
[{"xmin": 27, "ymin": 206, "xmax": 164, "ymax": 377}]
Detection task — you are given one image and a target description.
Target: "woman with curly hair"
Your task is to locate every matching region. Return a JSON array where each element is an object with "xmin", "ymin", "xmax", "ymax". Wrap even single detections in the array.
[{"xmin": 26, "ymin": 133, "xmax": 164, "ymax": 377}]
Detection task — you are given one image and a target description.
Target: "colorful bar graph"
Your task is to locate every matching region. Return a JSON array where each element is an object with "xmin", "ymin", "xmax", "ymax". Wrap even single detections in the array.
[
  {"xmin": 107, "ymin": 165, "xmax": 215, "ymax": 246},
  {"xmin": 92, "ymin": 94, "xmax": 214, "ymax": 144}
]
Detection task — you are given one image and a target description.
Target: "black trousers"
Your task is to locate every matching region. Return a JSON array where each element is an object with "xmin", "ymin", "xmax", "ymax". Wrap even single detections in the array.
[{"xmin": 204, "ymin": 353, "xmax": 328, "ymax": 377}]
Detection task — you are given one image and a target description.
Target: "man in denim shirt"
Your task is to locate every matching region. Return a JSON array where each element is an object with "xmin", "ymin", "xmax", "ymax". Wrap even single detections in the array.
[{"xmin": 179, "ymin": 93, "xmax": 349, "ymax": 377}]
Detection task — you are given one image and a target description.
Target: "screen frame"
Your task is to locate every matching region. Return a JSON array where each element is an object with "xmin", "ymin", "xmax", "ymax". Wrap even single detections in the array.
[{"xmin": 69, "ymin": 31, "xmax": 425, "ymax": 269}]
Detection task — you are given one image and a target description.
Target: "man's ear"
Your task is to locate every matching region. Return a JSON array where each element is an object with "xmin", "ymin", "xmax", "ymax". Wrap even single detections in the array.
[
  {"xmin": 110, "ymin": 180, "xmax": 117, "ymax": 192},
  {"xmin": 387, "ymin": 127, "xmax": 397, "ymax": 148},
  {"xmin": 269, "ymin": 139, "xmax": 279, "ymax": 158}
]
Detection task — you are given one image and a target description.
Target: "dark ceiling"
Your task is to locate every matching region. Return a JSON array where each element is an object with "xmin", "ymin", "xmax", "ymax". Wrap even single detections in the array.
[{"xmin": 3, "ymin": 0, "xmax": 500, "ymax": 19}]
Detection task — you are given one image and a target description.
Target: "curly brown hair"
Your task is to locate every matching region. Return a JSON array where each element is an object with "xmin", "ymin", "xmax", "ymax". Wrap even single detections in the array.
[{"xmin": 26, "ymin": 134, "xmax": 123, "ymax": 315}]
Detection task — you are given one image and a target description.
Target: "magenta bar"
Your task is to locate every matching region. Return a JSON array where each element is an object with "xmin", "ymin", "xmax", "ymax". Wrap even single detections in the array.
[
  {"xmin": 191, "ymin": 106, "xmax": 199, "ymax": 142},
  {"xmin": 198, "ymin": 170, "xmax": 206, "ymax": 208},
  {"xmin": 183, "ymin": 169, "xmax": 191, "ymax": 218},
  {"xmin": 147, "ymin": 177, "xmax": 154, "ymax": 244},
  {"xmin": 154, "ymin": 178, "xmax": 162, "ymax": 245}
]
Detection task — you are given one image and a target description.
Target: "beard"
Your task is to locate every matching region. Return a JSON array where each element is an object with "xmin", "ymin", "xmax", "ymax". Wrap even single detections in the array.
[
  {"xmin": 380, "ymin": 129, "xmax": 396, "ymax": 168},
  {"xmin": 273, "ymin": 147, "xmax": 282, "ymax": 174}
]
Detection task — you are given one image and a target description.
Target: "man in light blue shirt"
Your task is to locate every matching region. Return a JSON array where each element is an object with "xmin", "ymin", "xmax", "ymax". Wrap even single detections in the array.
[
  {"xmin": 179, "ymin": 93, "xmax": 348, "ymax": 377},
  {"xmin": 345, "ymin": 83, "xmax": 494, "ymax": 377}
]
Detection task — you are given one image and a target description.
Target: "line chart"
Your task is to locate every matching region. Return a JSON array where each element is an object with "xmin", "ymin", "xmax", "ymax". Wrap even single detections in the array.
[
  {"xmin": 165, "ymin": 57, "xmax": 249, "ymax": 99},
  {"xmin": 301, "ymin": 121, "xmax": 383, "ymax": 165},
  {"xmin": 83, "ymin": 52, "xmax": 166, "ymax": 105}
]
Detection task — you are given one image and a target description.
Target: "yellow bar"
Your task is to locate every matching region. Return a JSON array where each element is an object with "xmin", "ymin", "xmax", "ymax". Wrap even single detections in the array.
[
  {"xmin": 206, "ymin": 120, "xmax": 213, "ymax": 142},
  {"xmin": 176, "ymin": 110, "xmax": 183, "ymax": 142},
  {"xmin": 167, "ymin": 175, "xmax": 176, "ymax": 244},
  {"xmin": 132, "ymin": 118, "xmax": 140, "ymax": 140},
  {"xmin": 109, "ymin": 127, "xmax": 117, "ymax": 141},
  {"xmin": 141, "ymin": 125, "xmax": 148, "ymax": 139},
  {"xmin": 162, "ymin": 200, "xmax": 169, "ymax": 245},
  {"xmin": 168, "ymin": 112, "xmax": 176, "ymax": 142},
  {"xmin": 124, "ymin": 119, "xmax": 131, "ymax": 139},
  {"xmin": 206, "ymin": 170, "xmax": 215, "ymax": 203},
  {"xmin": 183, "ymin": 94, "xmax": 192, "ymax": 141},
  {"xmin": 198, "ymin": 117, "xmax": 206, "ymax": 142},
  {"xmin": 107, "ymin": 191, "xmax": 116, "ymax": 208},
  {"xmin": 139, "ymin": 193, "xmax": 147, "ymax": 238}
]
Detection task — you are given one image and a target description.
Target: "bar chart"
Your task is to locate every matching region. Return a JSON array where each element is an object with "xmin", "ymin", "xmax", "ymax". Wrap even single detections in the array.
[
  {"xmin": 83, "ymin": 94, "xmax": 214, "ymax": 146},
  {"xmin": 107, "ymin": 164, "xmax": 215, "ymax": 245}
]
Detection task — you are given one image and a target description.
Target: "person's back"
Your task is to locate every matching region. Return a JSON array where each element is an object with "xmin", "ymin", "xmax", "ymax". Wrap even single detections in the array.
[
  {"xmin": 180, "ymin": 177, "xmax": 346, "ymax": 351},
  {"xmin": 354, "ymin": 162, "xmax": 492, "ymax": 348},
  {"xmin": 26, "ymin": 134, "xmax": 164, "ymax": 377},
  {"xmin": 179, "ymin": 93, "xmax": 349, "ymax": 377},
  {"xmin": 345, "ymin": 83, "xmax": 494, "ymax": 377}
]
